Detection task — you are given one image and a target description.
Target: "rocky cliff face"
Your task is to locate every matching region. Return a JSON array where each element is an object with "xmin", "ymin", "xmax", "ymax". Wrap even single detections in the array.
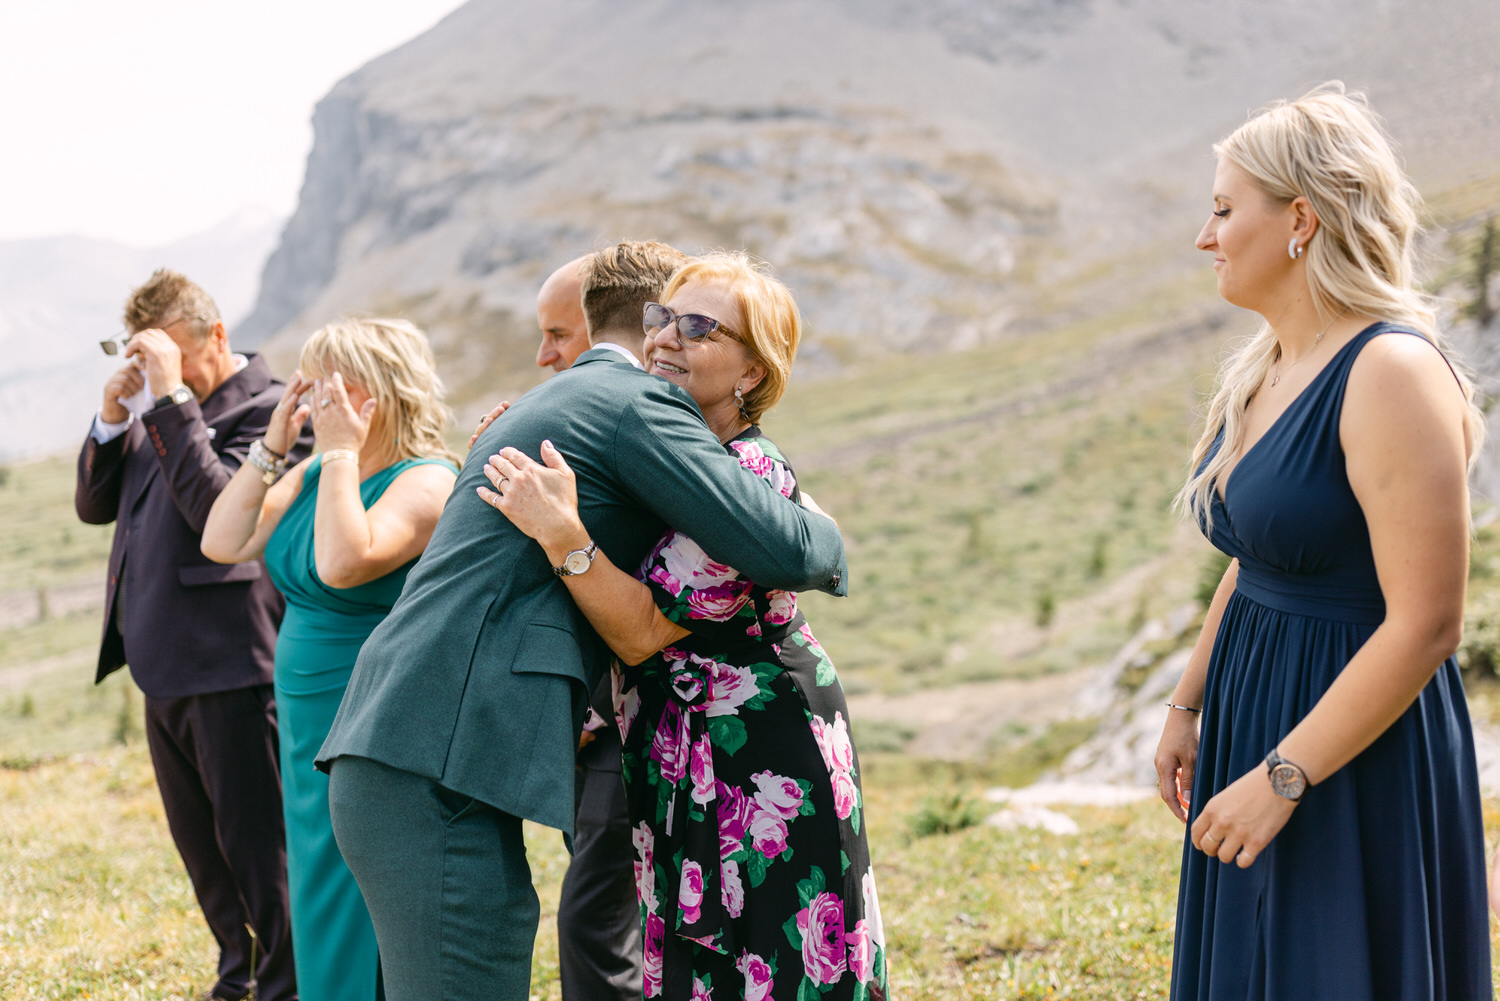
[{"xmin": 238, "ymin": 0, "xmax": 1500, "ymax": 405}]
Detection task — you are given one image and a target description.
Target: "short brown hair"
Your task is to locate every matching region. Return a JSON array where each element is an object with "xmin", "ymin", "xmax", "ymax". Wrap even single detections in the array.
[
  {"xmin": 661, "ymin": 252, "xmax": 800, "ymax": 425},
  {"xmin": 123, "ymin": 268, "xmax": 221, "ymax": 340},
  {"xmin": 581, "ymin": 241, "xmax": 690, "ymax": 337}
]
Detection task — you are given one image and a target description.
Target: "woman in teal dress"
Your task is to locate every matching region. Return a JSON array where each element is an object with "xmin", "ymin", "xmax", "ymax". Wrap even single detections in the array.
[{"xmin": 204, "ymin": 318, "xmax": 459, "ymax": 1000}]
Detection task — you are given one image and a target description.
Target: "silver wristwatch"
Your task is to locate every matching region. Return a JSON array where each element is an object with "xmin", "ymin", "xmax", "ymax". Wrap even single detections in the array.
[
  {"xmin": 1264, "ymin": 747, "xmax": 1308, "ymax": 802},
  {"xmin": 552, "ymin": 540, "xmax": 598, "ymax": 577},
  {"xmin": 156, "ymin": 384, "xmax": 193, "ymax": 408}
]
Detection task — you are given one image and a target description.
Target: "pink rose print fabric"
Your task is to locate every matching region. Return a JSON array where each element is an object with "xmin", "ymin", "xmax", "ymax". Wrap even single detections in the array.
[{"xmin": 617, "ymin": 430, "xmax": 887, "ymax": 999}]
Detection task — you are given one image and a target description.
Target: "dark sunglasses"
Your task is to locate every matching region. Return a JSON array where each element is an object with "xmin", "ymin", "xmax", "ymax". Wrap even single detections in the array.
[{"xmin": 643, "ymin": 302, "xmax": 739, "ymax": 342}]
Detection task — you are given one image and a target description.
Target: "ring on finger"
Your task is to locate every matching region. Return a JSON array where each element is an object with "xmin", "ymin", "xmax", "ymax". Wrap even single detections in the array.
[
  {"xmin": 320, "ymin": 398, "xmax": 331, "ymax": 408},
  {"xmin": 1203, "ymin": 833, "xmax": 1221, "ymax": 846}
]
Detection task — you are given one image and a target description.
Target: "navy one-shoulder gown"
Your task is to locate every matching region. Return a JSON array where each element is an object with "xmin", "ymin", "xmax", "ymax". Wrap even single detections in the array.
[{"xmin": 1172, "ymin": 324, "xmax": 1492, "ymax": 1001}]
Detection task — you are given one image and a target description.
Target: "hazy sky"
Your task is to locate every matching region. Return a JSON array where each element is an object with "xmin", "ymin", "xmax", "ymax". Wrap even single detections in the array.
[{"xmin": 0, "ymin": 1, "xmax": 468, "ymax": 248}]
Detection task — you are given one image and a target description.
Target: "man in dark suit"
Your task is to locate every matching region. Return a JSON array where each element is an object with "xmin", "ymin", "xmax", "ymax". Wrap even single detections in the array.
[
  {"xmin": 320, "ymin": 243, "xmax": 847, "ymax": 1001},
  {"xmin": 76, "ymin": 269, "xmax": 309, "ymax": 1001}
]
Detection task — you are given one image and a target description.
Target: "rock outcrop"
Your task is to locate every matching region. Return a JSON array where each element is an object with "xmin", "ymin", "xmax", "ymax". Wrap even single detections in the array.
[{"xmin": 238, "ymin": 0, "xmax": 1500, "ymax": 408}]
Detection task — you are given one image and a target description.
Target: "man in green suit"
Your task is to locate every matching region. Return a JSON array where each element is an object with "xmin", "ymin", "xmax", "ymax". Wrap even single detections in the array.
[{"xmin": 318, "ymin": 242, "xmax": 847, "ymax": 1001}]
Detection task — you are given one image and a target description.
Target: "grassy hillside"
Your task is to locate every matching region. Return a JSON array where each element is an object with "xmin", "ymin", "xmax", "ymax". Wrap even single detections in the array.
[{"xmin": 7, "ymin": 283, "xmax": 1500, "ymax": 994}]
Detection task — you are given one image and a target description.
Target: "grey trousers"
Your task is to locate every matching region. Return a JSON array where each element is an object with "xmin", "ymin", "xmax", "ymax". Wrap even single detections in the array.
[{"xmin": 327, "ymin": 756, "xmax": 539, "ymax": 1001}]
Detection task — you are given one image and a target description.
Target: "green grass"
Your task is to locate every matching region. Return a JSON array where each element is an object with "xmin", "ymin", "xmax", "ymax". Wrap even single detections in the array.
[
  {"xmin": 770, "ymin": 301, "xmax": 1221, "ymax": 692},
  {"xmin": 6, "ymin": 746, "xmax": 1497, "ymax": 998},
  {"xmin": 0, "ymin": 455, "xmax": 114, "ymax": 592},
  {"xmin": 5, "ymin": 271, "xmax": 1500, "ymax": 995}
]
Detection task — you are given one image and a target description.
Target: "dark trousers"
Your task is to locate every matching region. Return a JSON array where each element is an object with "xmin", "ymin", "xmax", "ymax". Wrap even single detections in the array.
[
  {"xmin": 558, "ymin": 756, "xmax": 642, "ymax": 1001},
  {"xmin": 327, "ymin": 756, "xmax": 540, "ymax": 1001},
  {"xmin": 144, "ymin": 686, "xmax": 296, "ymax": 1001}
]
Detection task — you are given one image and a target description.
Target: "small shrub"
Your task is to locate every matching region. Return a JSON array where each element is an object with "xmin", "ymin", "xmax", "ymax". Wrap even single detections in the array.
[
  {"xmin": 908, "ymin": 790, "xmax": 988, "ymax": 838},
  {"xmin": 1035, "ymin": 586, "xmax": 1056, "ymax": 629},
  {"xmin": 1087, "ymin": 535, "xmax": 1108, "ymax": 578},
  {"xmin": 113, "ymin": 685, "xmax": 138, "ymax": 745}
]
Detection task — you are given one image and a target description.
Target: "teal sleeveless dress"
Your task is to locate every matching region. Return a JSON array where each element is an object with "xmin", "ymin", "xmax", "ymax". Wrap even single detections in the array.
[{"xmin": 265, "ymin": 455, "xmax": 457, "ymax": 1001}]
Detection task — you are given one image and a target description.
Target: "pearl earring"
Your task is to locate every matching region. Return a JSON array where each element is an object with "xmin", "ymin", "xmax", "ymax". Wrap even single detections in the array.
[{"xmin": 1288, "ymin": 238, "xmax": 1303, "ymax": 260}]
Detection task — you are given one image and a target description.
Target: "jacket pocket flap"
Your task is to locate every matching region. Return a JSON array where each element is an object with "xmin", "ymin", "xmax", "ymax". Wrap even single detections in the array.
[
  {"xmin": 178, "ymin": 562, "xmax": 263, "ymax": 587},
  {"xmin": 508, "ymin": 622, "xmax": 587, "ymax": 682}
]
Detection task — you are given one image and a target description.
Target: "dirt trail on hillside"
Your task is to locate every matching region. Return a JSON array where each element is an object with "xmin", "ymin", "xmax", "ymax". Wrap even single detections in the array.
[{"xmin": 847, "ymin": 668, "xmax": 1094, "ymax": 760}]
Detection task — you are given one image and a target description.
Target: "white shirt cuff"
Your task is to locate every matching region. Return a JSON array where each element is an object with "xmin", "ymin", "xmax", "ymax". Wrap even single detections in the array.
[{"xmin": 91, "ymin": 412, "xmax": 134, "ymax": 444}]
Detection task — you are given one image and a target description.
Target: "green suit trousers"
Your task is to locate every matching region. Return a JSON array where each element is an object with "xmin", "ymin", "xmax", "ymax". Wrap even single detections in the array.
[{"xmin": 328, "ymin": 756, "xmax": 539, "ymax": 1001}]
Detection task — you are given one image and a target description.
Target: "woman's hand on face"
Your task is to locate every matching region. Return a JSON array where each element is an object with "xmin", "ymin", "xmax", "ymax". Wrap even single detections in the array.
[
  {"xmin": 476, "ymin": 440, "xmax": 584, "ymax": 549},
  {"xmin": 311, "ymin": 372, "xmax": 373, "ymax": 452},
  {"xmin": 267, "ymin": 371, "xmax": 312, "ymax": 456},
  {"xmin": 467, "ymin": 401, "xmax": 511, "ymax": 451},
  {"xmin": 1153, "ymin": 711, "xmax": 1199, "ymax": 824},
  {"xmin": 1190, "ymin": 765, "xmax": 1297, "ymax": 868}
]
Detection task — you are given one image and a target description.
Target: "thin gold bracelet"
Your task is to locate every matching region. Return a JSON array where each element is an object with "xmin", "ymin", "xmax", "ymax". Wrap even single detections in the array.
[
  {"xmin": 1165, "ymin": 703, "xmax": 1202, "ymax": 714},
  {"xmin": 321, "ymin": 448, "xmax": 359, "ymax": 466}
]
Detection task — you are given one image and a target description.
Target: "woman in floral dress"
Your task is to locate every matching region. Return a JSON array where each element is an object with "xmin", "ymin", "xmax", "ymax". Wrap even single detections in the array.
[{"xmin": 481, "ymin": 253, "xmax": 887, "ymax": 1000}]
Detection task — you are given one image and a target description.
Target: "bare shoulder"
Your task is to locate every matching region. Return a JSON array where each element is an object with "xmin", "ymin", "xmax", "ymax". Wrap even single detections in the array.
[
  {"xmin": 1343, "ymin": 330, "xmax": 1469, "ymax": 461},
  {"xmin": 1345, "ymin": 332, "xmax": 1466, "ymax": 418},
  {"xmin": 389, "ymin": 460, "xmax": 459, "ymax": 494}
]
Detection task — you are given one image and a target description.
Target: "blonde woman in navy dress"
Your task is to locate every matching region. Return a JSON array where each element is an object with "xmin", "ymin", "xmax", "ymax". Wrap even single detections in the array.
[
  {"xmin": 203, "ymin": 319, "xmax": 459, "ymax": 1000},
  {"xmin": 1153, "ymin": 84, "xmax": 1491, "ymax": 1000}
]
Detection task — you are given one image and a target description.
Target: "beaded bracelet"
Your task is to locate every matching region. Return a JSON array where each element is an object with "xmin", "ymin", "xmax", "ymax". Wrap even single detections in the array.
[
  {"xmin": 247, "ymin": 439, "xmax": 286, "ymax": 485},
  {"xmin": 1165, "ymin": 703, "xmax": 1202, "ymax": 714}
]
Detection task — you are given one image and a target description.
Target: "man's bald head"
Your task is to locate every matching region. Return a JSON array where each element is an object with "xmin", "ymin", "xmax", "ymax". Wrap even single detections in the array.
[{"xmin": 535, "ymin": 256, "xmax": 590, "ymax": 372}]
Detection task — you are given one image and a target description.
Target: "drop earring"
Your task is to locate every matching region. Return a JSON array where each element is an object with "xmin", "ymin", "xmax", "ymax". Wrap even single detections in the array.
[
  {"xmin": 735, "ymin": 385, "xmax": 751, "ymax": 423},
  {"xmin": 1288, "ymin": 238, "xmax": 1303, "ymax": 260}
]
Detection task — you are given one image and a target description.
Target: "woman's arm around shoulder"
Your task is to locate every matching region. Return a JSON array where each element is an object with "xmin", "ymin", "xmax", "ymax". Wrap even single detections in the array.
[{"xmin": 315, "ymin": 460, "xmax": 456, "ymax": 589}]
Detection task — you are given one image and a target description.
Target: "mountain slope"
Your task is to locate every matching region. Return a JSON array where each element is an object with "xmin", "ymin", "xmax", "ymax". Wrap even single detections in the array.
[{"xmin": 239, "ymin": 0, "xmax": 1500, "ymax": 414}]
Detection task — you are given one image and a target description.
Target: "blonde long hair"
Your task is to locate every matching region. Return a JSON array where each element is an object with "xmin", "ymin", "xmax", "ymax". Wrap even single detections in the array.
[
  {"xmin": 299, "ymin": 318, "xmax": 459, "ymax": 467},
  {"xmin": 1178, "ymin": 82, "xmax": 1485, "ymax": 526}
]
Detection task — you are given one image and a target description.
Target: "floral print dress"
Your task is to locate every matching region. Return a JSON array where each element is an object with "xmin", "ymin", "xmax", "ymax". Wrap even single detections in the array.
[{"xmin": 617, "ymin": 429, "xmax": 889, "ymax": 1001}]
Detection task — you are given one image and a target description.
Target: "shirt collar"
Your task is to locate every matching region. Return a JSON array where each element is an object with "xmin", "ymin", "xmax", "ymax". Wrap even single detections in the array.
[{"xmin": 589, "ymin": 342, "xmax": 643, "ymax": 369}]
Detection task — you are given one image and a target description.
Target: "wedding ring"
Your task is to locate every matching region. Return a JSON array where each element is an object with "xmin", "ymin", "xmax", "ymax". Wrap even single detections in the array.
[{"xmin": 320, "ymin": 398, "xmax": 331, "ymax": 408}]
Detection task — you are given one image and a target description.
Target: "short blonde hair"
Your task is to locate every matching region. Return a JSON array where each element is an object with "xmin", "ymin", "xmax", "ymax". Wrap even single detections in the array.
[
  {"xmin": 661, "ymin": 252, "xmax": 800, "ymax": 424},
  {"xmin": 299, "ymin": 318, "xmax": 458, "ymax": 466},
  {"xmin": 1179, "ymin": 83, "xmax": 1485, "ymax": 525}
]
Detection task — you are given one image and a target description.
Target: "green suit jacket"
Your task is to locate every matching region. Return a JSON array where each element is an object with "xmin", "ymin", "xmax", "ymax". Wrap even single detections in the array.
[{"xmin": 317, "ymin": 349, "xmax": 847, "ymax": 834}]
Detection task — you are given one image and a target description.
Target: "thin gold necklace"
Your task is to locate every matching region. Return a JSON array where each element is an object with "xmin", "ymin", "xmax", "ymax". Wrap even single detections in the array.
[{"xmin": 1270, "ymin": 311, "xmax": 1344, "ymax": 388}]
